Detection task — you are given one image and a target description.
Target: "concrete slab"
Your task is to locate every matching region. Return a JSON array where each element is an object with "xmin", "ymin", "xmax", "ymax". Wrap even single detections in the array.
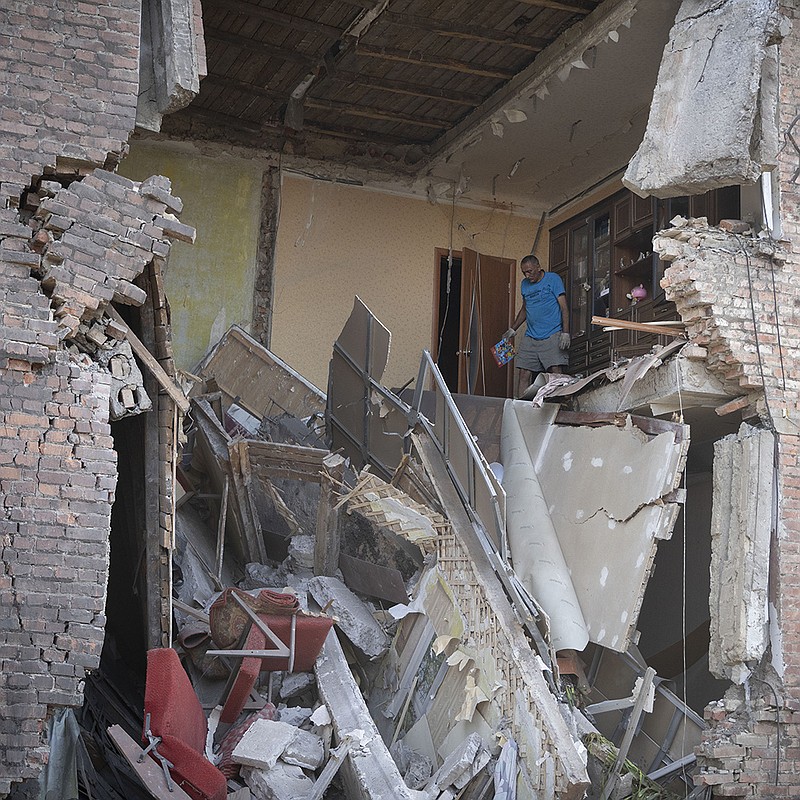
[
  {"xmin": 232, "ymin": 719, "xmax": 299, "ymax": 770},
  {"xmin": 709, "ymin": 424, "xmax": 774, "ymax": 682},
  {"xmin": 624, "ymin": 0, "xmax": 782, "ymax": 196},
  {"xmin": 308, "ymin": 576, "xmax": 390, "ymax": 660},
  {"xmin": 314, "ymin": 630, "xmax": 424, "ymax": 800}
]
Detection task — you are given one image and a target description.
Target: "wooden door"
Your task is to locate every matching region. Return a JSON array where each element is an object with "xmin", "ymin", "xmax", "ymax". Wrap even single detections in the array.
[{"xmin": 457, "ymin": 248, "xmax": 515, "ymax": 397}]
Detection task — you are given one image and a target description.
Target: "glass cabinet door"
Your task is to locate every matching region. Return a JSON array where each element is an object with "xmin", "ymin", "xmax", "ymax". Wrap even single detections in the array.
[
  {"xmin": 570, "ymin": 223, "xmax": 589, "ymax": 337},
  {"xmin": 593, "ymin": 213, "xmax": 611, "ymax": 318}
]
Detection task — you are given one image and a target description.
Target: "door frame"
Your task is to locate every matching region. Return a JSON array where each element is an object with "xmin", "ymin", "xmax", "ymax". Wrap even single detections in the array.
[{"xmin": 432, "ymin": 247, "xmax": 516, "ymax": 398}]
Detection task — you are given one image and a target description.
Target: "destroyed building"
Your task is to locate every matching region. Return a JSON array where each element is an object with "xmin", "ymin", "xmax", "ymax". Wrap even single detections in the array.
[{"xmin": 1, "ymin": 0, "xmax": 799, "ymax": 798}]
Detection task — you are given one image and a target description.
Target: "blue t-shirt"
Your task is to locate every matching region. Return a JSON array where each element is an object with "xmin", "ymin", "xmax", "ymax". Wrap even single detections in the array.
[{"xmin": 521, "ymin": 271, "xmax": 566, "ymax": 340}]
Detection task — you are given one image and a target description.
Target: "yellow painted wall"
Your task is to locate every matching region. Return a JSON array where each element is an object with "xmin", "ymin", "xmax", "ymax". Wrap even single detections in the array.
[
  {"xmin": 273, "ymin": 175, "xmax": 538, "ymax": 389},
  {"xmin": 120, "ymin": 141, "xmax": 265, "ymax": 370}
]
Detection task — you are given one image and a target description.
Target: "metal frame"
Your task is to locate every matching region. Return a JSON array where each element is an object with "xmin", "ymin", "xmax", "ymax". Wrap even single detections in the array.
[{"xmin": 409, "ymin": 350, "xmax": 507, "ymax": 559}]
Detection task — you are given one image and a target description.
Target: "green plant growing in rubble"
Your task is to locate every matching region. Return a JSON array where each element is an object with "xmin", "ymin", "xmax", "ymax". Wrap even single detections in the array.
[{"xmin": 583, "ymin": 732, "xmax": 685, "ymax": 800}]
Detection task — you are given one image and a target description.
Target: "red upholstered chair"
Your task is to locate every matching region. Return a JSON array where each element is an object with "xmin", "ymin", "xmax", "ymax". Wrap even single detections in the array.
[
  {"xmin": 219, "ymin": 613, "xmax": 334, "ymax": 724},
  {"xmin": 143, "ymin": 648, "xmax": 227, "ymax": 800}
]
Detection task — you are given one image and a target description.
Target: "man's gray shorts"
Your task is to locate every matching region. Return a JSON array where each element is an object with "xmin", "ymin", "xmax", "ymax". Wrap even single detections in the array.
[{"xmin": 516, "ymin": 332, "xmax": 569, "ymax": 372}]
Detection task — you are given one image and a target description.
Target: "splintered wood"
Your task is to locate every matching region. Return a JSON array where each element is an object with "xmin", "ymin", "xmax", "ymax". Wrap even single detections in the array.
[{"xmin": 336, "ymin": 471, "xmax": 449, "ymax": 553}]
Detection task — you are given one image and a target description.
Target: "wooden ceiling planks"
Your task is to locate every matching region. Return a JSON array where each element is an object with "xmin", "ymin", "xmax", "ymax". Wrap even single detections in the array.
[{"xmin": 185, "ymin": 0, "xmax": 602, "ymax": 151}]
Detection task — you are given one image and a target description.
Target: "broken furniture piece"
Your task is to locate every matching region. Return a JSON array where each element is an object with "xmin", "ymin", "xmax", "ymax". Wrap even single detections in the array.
[
  {"xmin": 207, "ymin": 588, "xmax": 333, "ymax": 726},
  {"xmin": 141, "ymin": 648, "xmax": 227, "ymax": 800}
]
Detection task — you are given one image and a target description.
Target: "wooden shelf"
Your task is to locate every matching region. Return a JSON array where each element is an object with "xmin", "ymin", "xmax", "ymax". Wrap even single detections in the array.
[{"xmin": 614, "ymin": 256, "xmax": 651, "ymax": 276}]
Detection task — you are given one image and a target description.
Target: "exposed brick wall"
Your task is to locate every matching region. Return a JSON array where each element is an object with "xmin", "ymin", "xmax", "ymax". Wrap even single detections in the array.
[
  {"xmin": 0, "ymin": 2, "xmax": 140, "ymax": 202},
  {"xmin": 659, "ymin": 3, "xmax": 800, "ymax": 796},
  {"xmin": 657, "ymin": 221, "xmax": 788, "ymax": 395},
  {"xmin": 0, "ymin": 2, "xmax": 191, "ymax": 795}
]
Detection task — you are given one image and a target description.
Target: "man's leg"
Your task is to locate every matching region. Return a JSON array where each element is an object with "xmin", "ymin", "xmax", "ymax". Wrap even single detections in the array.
[
  {"xmin": 516, "ymin": 368, "xmax": 533, "ymax": 398},
  {"xmin": 548, "ymin": 365, "xmax": 563, "ymax": 374}
]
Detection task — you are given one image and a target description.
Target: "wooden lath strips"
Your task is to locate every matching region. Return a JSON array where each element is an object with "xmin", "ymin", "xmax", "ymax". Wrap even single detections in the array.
[
  {"xmin": 305, "ymin": 97, "xmax": 449, "ymax": 129},
  {"xmin": 355, "ymin": 43, "xmax": 515, "ymax": 80},
  {"xmin": 380, "ymin": 10, "xmax": 549, "ymax": 52},
  {"xmin": 205, "ymin": 27, "xmax": 317, "ymax": 64},
  {"xmin": 332, "ymin": 71, "xmax": 480, "ymax": 106}
]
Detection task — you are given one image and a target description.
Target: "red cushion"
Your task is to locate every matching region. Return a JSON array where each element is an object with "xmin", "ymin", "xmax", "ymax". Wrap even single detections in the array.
[{"xmin": 144, "ymin": 648, "xmax": 227, "ymax": 800}]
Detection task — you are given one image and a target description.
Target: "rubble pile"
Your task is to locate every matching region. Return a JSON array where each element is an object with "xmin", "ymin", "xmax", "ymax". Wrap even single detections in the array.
[{"xmin": 72, "ymin": 311, "xmax": 705, "ymax": 800}]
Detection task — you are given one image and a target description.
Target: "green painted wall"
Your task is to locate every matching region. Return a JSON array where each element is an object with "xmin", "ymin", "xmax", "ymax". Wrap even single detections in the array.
[{"xmin": 120, "ymin": 141, "xmax": 264, "ymax": 370}]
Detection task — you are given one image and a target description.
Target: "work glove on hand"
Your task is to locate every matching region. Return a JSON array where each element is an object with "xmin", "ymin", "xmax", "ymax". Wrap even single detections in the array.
[
  {"xmin": 558, "ymin": 332, "xmax": 571, "ymax": 350},
  {"xmin": 503, "ymin": 328, "xmax": 516, "ymax": 341}
]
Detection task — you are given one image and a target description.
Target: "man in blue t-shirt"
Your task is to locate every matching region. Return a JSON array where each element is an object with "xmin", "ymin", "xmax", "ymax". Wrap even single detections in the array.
[{"xmin": 502, "ymin": 254, "xmax": 570, "ymax": 396}]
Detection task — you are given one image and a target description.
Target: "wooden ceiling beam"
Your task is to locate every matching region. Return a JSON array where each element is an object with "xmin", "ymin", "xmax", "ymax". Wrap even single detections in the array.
[
  {"xmin": 205, "ymin": 28, "xmax": 316, "ymax": 64},
  {"xmin": 514, "ymin": 0, "xmax": 594, "ymax": 14},
  {"xmin": 305, "ymin": 98, "xmax": 449, "ymax": 129},
  {"xmin": 182, "ymin": 105, "xmax": 283, "ymax": 134},
  {"xmin": 334, "ymin": 71, "xmax": 480, "ymax": 106},
  {"xmin": 205, "ymin": 0, "xmax": 343, "ymax": 39},
  {"xmin": 380, "ymin": 11, "xmax": 548, "ymax": 52},
  {"xmin": 355, "ymin": 44, "xmax": 515, "ymax": 80},
  {"xmin": 303, "ymin": 121, "xmax": 421, "ymax": 146},
  {"xmin": 202, "ymin": 73, "xmax": 286, "ymax": 102}
]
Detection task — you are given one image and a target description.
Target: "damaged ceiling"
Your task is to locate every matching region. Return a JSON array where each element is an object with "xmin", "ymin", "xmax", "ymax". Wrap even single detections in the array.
[{"xmin": 159, "ymin": 0, "xmax": 682, "ymax": 211}]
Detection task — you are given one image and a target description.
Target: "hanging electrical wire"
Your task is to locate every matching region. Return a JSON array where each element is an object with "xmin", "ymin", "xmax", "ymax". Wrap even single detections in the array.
[{"xmin": 436, "ymin": 183, "xmax": 458, "ymax": 365}]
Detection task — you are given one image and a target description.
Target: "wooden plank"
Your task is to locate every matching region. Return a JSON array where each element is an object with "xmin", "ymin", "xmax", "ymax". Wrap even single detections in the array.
[
  {"xmin": 599, "ymin": 667, "xmax": 656, "ymax": 800},
  {"xmin": 303, "ymin": 121, "xmax": 421, "ymax": 146},
  {"xmin": 107, "ymin": 725, "xmax": 194, "ymax": 800},
  {"xmin": 214, "ymin": 476, "xmax": 229, "ymax": 583},
  {"xmin": 355, "ymin": 43, "xmax": 515, "ymax": 80},
  {"xmin": 305, "ymin": 741, "xmax": 353, "ymax": 800},
  {"xmin": 305, "ymin": 97, "xmax": 448, "ymax": 129},
  {"xmin": 206, "ymin": 0, "xmax": 343, "ymax": 38},
  {"xmin": 333, "ymin": 72, "xmax": 480, "ymax": 106},
  {"xmin": 381, "ymin": 11, "xmax": 548, "ymax": 51},
  {"xmin": 204, "ymin": 27, "xmax": 316, "ymax": 64},
  {"xmin": 203, "ymin": 73, "xmax": 285, "ymax": 102},
  {"xmin": 591, "ymin": 315, "xmax": 685, "ymax": 338},
  {"xmin": 515, "ymin": 0, "xmax": 593, "ymax": 13},
  {"xmin": 314, "ymin": 454, "xmax": 346, "ymax": 577},
  {"xmin": 246, "ymin": 440, "xmax": 329, "ymax": 483},
  {"xmin": 554, "ymin": 409, "xmax": 688, "ymax": 442},
  {"xmin": 107, "ymin": 306, "xmax": 190, "ymax": 413}
]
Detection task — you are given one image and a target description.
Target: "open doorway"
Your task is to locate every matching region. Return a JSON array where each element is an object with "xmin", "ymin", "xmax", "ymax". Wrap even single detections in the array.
[{"xmin": 433, "ymin": 247, "xmax": 515, "ymax": 398}]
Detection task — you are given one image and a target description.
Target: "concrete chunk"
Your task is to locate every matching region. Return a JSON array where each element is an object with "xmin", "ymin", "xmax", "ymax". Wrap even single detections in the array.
[
  {"xmin": 282, "ymin": 728, "xmax": 324, "ymax": 770},
  {"xmin": 308, "ymin": 576, "xmax": 390, "ymax": 660},
  {"xmin": 241, "ymin": 762, "xmax": 315, "ymax": 800},
  {"xmin": 279, "ymin": 671, "xmax": 315, "ymax": 700},
  {"xmin": 232, "ymin": 719, "xmax": 300, "ymax": 770}
]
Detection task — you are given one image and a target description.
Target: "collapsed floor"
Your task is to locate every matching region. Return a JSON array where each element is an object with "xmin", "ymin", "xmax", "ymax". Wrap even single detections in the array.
[{"xmin": 34, "ymin": 287, "xmax": 770, "ymax": 800}]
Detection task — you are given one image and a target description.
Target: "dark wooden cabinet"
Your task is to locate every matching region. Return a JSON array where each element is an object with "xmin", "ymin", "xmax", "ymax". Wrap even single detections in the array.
[{"xmin": 549, "ymin": 186, "xmax": 740, "ymax": 374}]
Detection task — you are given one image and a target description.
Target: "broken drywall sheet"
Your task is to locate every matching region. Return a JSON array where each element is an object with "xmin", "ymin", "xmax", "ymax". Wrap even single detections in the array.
[
  {"xmin": 327, "ymin": 297, "xmax": 408, "ymax": 477},
  {"xmin": 502, "ymin": 401, "xmax": 687, "ymax": 652},
  {"xmin": 197, "ymin": 325, "xmax": 326, "ymax": 420},
  {"xmin": 501, "ymin": 401, "xmax": 589, "ymax": 652},
  {"xmin": 709, "ymin": 423, "xmax": 774, "ymax": 683},
  {"xmin": 624, "ymin": 0, "xmax": 783, "ymax": 197}
]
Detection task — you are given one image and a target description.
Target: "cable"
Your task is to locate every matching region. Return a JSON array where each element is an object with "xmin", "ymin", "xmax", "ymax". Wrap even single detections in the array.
[
  {"xmin": 436, "ymin": 183, "xmax": 458, "ymax": 365},
  {"xmin": 675, "ymin": 356, "xmax": 689, "ymax": 798}
]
